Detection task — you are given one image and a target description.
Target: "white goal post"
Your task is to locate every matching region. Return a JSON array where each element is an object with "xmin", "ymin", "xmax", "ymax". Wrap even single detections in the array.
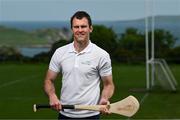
[{"xmin": 145, "ymin": 0, "xmax": 178, "ymax": 91}]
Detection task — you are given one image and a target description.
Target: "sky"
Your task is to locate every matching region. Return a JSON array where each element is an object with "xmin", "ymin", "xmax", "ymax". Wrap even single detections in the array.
[{"xmin": 0, "ymin": 0, "xmax": 179, "ymax": 21}]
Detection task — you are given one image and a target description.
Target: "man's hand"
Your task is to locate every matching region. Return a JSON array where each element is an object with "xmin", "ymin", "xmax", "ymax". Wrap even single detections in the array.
[
  {"xmin": 99, "ymin": 98, "xmax": 111, "ymax": 114},
  {"xmin": 49, "ymin": 94, "xmax": 62, "ymax": 111}
]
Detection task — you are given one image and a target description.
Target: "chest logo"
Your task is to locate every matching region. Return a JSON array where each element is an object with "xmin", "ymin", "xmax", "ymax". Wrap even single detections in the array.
[{"xmin": 81, "ymin": 61, "xmax": 91, "ymax": 65}]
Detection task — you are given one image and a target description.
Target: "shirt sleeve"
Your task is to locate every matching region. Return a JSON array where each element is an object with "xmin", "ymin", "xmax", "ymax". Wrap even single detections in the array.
[
  {"xmin": 49, "ymin": 50, "xmax": 61, "ymax": 73},
  {"xmin": 98, "ymin": 53, "xmax": 112, "ymax": 77}
]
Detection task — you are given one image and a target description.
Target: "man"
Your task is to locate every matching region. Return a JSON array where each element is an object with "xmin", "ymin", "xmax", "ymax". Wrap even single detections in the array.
[{"xmin": 44, "ymin": 11, "xmax": 115, "ymax": 119}]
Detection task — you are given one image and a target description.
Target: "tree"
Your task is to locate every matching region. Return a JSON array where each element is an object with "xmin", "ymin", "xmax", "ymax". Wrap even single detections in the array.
[
  {"xmin": 90, "ymin": 25, "xmax": 117, "ymax": 56},
  {"xmin": 119, "ymin": 28, "xmax": 145, "ymax": 51},
  {"xmin": 0, "ymin": 46, "xmax": 23, "ymax": 61},
  {"xmin": 166, "ymin": 46, "xmax": 180, "ymax": 64},
  {"xmin": 115, "ymin": 28, "xmax": 145, "ymax": 63},
  {"xmin": 114, "ymin": 28, "xmax": 177, "ymax": 63},
  {"xmin": 148, "ymin": 29, "xmax": 177, "ymax": 58}
]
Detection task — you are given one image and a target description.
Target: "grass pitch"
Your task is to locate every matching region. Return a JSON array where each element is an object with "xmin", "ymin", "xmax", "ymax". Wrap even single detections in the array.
[{"xmin": 0, "ymin": 63, "xmax": 179, "ymax": 119}]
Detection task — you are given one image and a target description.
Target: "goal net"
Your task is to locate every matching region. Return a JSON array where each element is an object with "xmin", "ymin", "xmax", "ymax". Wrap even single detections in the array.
[{"xmin": 150, "ymin": 59, "xmax": 178, "ymax": 91}]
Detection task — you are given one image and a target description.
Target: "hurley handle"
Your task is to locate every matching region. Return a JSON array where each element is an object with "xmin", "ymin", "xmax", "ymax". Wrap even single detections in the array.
[{"xmin": 33, "ymin": 104, "xmax": 75, "ymax": 112}]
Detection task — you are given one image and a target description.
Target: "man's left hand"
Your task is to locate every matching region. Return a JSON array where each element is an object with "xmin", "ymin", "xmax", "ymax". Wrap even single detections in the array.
[{"xmin": 99, "ymin": 98, "xmax": 111, "ymax": 114}]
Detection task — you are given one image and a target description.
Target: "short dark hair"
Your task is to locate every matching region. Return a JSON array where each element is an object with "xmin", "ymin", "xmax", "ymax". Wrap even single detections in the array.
[{"xmin": 70, "ymin": 11, "xmax": 92, "ymax": 28}]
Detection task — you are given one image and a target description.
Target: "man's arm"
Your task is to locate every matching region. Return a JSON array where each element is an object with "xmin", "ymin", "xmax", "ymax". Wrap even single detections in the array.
[
  {"xmin": 100, "ymin": 75, "xmax": 114, "ymax": 102},
  {"xmin": 100, "ymin": 75, "xmax": 114, "ymax": 101},
  {"xmin": 44, "ymin": 69, "xmax": 61, "ymax": 111},
  {"xmin": 99, "ymin": 75, "xmax": 114, "ymax": 114}
]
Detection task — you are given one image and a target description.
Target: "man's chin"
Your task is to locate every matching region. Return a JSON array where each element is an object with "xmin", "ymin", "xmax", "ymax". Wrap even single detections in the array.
[{"xmin": 77, "ymin": 38, "xmax": 85, "ymax": 42}]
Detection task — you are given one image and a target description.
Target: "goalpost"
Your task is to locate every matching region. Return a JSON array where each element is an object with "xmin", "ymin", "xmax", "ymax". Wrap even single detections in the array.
[{"xmin": 145, "ymin": 0, "xmax": 178, "ymax": 91}]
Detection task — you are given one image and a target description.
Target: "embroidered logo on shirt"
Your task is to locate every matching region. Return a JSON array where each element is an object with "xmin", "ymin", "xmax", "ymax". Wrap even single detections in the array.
[{"xmin": 81, "ymin": 61, "xmax": 91, "ymax": 65}]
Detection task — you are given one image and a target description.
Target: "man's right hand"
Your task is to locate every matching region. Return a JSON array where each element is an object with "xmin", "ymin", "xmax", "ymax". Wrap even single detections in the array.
[{"xmin": 49, "ymin": 94, "xmax": 62, "ymax": 111}]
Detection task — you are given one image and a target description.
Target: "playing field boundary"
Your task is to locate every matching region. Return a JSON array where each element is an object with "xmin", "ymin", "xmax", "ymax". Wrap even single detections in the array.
[{"xmin": 0, "ymin": 75, "xmax": 40, "ymax": 89}]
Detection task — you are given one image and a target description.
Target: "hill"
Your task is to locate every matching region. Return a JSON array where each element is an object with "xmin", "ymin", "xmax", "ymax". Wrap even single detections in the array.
[
  {"xmin": 0, "ymin": 26, "xmax": 71, "ymax": 47},
  {"xmin": 0, "ymin": 26, "xmax": 48, "ymax": 47}
]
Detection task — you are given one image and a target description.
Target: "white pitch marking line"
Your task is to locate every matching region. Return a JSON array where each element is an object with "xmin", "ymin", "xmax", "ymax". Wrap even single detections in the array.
[
  {"xmin": 0, "ymin": 75, "xmax": 39, "ymax": 89},
  {"xmin": 140, "ymin": 93, "xmax": 149, "ymax": 104}
]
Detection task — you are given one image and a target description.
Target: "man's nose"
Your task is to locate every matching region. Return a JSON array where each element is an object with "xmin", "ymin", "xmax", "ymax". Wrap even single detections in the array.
[{"xmin": 77, "ymin": 27, "xmax": 83, "ymax": 32}]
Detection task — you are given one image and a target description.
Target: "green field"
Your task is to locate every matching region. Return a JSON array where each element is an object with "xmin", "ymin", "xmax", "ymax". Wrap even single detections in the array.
[{"xmin": 0, "ymin": 63, "xmax": 180, "ymax": 119}]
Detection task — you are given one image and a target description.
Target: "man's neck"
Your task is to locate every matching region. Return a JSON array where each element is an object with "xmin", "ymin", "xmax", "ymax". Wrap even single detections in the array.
[{"xmin": 74, "ymin": 40, "xmax": 89, "ymax": 53}]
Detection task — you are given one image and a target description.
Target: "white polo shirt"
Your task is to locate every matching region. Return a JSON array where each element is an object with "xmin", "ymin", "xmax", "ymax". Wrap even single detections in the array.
[{"xmin": 49, "ymin": 41, "xmax": 112, "ymax": 118}]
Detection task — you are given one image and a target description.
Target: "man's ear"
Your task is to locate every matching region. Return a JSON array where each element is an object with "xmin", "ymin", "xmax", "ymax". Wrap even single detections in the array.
[{"xmin": 90, "ymin": 26, "xmax": 93, "ymax": 33}]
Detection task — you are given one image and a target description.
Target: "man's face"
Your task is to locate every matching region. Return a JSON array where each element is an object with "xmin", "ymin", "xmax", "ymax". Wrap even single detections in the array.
[{"xmin": 72, "ymin": 17, "xmax": 93, "ymax": 42}]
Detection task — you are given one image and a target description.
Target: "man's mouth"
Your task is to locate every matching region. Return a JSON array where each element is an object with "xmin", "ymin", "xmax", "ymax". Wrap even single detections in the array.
[{"xmin": 77, "ymin": 34, "xmax": 85, "ymax": 39}]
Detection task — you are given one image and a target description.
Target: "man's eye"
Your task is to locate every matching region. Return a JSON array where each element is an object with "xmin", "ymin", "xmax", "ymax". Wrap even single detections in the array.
[
  {"xmin": 73, "ymin": 25, "xmax": 87, "ymax": 29},
  {"xmin": 81, "ymin": 25, "xmax": 87, "ymax": 28},
  {"xmin": 73, "ymin": 26, "xmax": 79, "ymax": 28}
]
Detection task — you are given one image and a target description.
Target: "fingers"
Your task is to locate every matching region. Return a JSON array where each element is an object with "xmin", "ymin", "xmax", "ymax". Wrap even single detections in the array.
[
  {"xmin": 99, "ymin": 98, "xmax": 111, "ymax": 115},
  {"xmin": 99, "ymin": 105, "xmax": 111, "ymax": 115},
  {"xmin": 51, "ymin": 102, "xmax": 62, "ymax": 111},
  {"xmin": 49, "ymin": 99, "xmax": 62, "ymax": 111},
  {"xmin": 49, "ymin": 94, "xmax": 61, "ymax": 111}
]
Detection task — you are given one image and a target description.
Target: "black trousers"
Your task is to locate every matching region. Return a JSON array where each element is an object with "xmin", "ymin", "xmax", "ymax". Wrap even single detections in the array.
[{"xmin": 58, "ymin": 113, "xmax": 100, "ymax": 120}]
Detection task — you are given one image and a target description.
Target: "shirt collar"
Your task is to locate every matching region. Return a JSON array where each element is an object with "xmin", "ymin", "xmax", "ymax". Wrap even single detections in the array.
[{"xmin": 68, "ymin": 40, "xmax": 93, "ymax": 54}]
